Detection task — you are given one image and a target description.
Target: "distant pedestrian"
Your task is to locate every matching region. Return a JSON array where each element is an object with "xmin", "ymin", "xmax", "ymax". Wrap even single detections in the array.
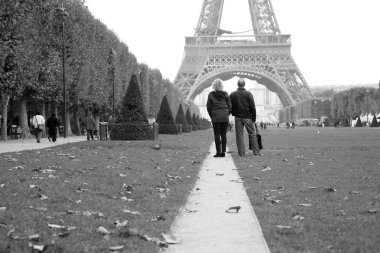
[
  {"xmin": 85, "ymin": 113, "xmax": 96, "ymax": 141},
  {"xmin": 46, "ymin": 113, "xmax": 60, "ymax": 142},
  {"xmin": 30, "ymin": 111, "xmax": 45, "ymax": 143},
  {"xmin": 230, "ymin": 78, "xmax": 261, "ymax": 156},
  {"xmin": 207, "ymin": 78, "xmax": 232, "ymax": 157}
]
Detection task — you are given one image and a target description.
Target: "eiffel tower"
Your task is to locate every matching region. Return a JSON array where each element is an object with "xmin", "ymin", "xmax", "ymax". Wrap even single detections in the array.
[{"xmin": 174, "ymin": 0, "xmax": 311, "ymax": 107}]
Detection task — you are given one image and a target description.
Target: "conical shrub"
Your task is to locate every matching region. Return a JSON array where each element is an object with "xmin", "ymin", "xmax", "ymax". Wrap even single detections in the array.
[
  {"xmin": 176, "ymin": 104, "xmax": 190, "ymax": 133},
  {"xmin": 355, "ymin": 117, "xmax": 363, "ymax": 127},
  {"xmin": 186, "ymin": 108, "xmax": 193, "ymax": 126},
  {"xmin": 371, "ymin": 115, "xmax": 378, "ymax": 127},
  {"xmin": 111, "ymin": 74, "xmax": 156, "ymax": 140},
  {"xmin": 156, "ymin": 95, "xmax": 181, "ymax": 134},
  {"xmin": 116, "ymin": 74, "xmax": 148, "ymax": 124}
]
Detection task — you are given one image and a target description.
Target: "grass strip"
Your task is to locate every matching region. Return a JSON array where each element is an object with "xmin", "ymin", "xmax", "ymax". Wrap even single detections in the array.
[
  {"xmin": 230, "ymin": 127, "xmax": 380, "ymax": 253},
  {"xmin": 0, "ymin": 130, "xmax": 213, "ymax": 253}
]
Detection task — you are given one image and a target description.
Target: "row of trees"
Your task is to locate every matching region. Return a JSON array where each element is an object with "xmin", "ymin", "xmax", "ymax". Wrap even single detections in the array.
[
  {"xmin": 0, "ymin": 0, "xmax": 197, "ymax": 140},
  {"xmin": 279, "ymin": 86, "xmax": 380, "ymax": 126}
]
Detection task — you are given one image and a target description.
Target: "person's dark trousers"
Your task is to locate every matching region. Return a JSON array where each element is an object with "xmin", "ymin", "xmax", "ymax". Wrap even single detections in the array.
[
  {"xmin": 234, "ymin": 118, "xmax": 260, "ymax": 156},
  {"xmin": 212, "ymin": 122, "xmax": 229, "ymax": 155},
  {"xmin": 48, "ymin": 127, "xmax": 58, "ymax": 142},
  {"xmin": 87, "ymin": 129, "xmax": 94, "ymax": 140}
]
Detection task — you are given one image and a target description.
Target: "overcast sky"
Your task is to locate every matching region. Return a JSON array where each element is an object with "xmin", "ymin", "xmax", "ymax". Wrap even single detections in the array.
[{"xmin": 85, "ymin": 0, "xmax": 380, "ymax": 88}]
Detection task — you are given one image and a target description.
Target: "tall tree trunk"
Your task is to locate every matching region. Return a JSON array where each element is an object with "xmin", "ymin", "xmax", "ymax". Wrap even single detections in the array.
[
  {"xmin": 71, "ymin": 105, "xmax": 80, "ymax": 136},
  {"xmin": 18, "ymin": 97, "xmax": 31, "ymax": 139},
  {"xmin": 0, "ymin": 94, "xmax": 10, "ymax": 141},
  {"xmin": 66, "ymin": 111, "xmax": 73, "ymax": 136}
]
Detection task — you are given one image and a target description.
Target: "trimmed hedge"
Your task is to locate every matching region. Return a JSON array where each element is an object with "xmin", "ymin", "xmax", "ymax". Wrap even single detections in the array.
[
  {"xmin": 158, "ymin": 124, "xmax": 182, "ymax": 135},
  {"xmin": 117, "ymin": 74, "xmax": 149, "ymax": 124},
  {"xmin": 109, "ymin": 123, "xmax": 158, "ymax": 140},
  {"xmin": 175, "ymin": 104, "xmax": 190, "ymax": 133}
]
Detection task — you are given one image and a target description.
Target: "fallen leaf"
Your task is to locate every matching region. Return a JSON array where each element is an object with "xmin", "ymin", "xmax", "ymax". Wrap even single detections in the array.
[
  {"xmin": 230, "ymin": 179, "xmax": 244, "ymax": 183},
  {"xmin": 162, "ymin": 233, "xmax": 181, "ymax": 244},
  {"xmin": 276, "ymin": 225, "xmax": 293, "ymax": 229},
  {"xmin": 151, "ymin": 215, "xmax": 165, "ymax": 222},
  {"xmin": 253, "ymin": 177, "xmax": 261, "ymax": 181},
  {"xmin": 39, "ymin": 194, "xmax": 48, "ymax": 200},
  {"xmin": 48, "ymin": 224, "xmax": 66, "ymax": 229},
  {"xmin": 122, "ymin": 209, "xmax": 141, "ymax": 215},
  {"xmin": 292, "ymin": 214, "xmax": 305, "ymax": 220},
  {"xmin": 216, "ymin": 173, "xmax": 224, "ymax": 176},
  {"xmin": 0, "ymin": 207, "xmax": 6, "ymax": 211},
  {"xmin": 261, "ymin": 166, "xmax": 271, "ymax": 172},
  {"xmin": 29, "ymin": 244, "xmax": 45, "ymax": 252},
  {"xmin": 349, "ymin": 191, "xmax": 359, "ymax": 194},
  {"xmin": 0, "ymin": 184, "xmax": 5, "ymax": 188},
  {"xmin": 115, "ymin": 220, "xmax": 128, "ymax": 228},
  {"xmin": 75, "ymin": 200, "xmax": 82, "ymax": 204},
  {"xmin": 109, "ymin": 246, "xmax": 124, "ymax": 251},
  {"xmin": 299, "ymin": 203, "xmax": 313, "ymax": 207},
  {"xmin": 97, "ymin": 226, "xmax": 110, "ymax": 235},
  {"xmin": 29, "ymin": 234, "xmax": 40, "ymax": 241},
  {"xmin": 367, "ymin": 209, "xmax": 377, "ymax": 214},
  {"xmin": 324, "ymin": 187, "xmax": 336, "ymax": 192},
  {"xmin": 225, "ymin": 206, "xmax": 241, "ymax": 213},
  {"xmin": 120, "ymin": 174, "xmax": 127, "ymax": 178},
  {"xmin": 337, "ymin": 210, "xmax": 346, "ymax": 216},
  {"xmin": 120, "ymin": 196, "xmax": 134, "ymax": 201},
  {"xmin": 10, "ymin": 165, "xmax": 24, "ymax": 170},
  {"xmin": 123, "ymin": 184, "xmax": 134, "ymax": 192}
]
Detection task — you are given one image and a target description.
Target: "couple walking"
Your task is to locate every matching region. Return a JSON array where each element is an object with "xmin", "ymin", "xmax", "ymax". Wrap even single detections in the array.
[{"xmin": 206, "ymin": 78, "xmax": 262, "ymax": 157}]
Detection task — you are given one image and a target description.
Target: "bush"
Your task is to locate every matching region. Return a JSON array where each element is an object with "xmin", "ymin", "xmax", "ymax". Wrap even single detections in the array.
[
  {"xmin": 116, "ymin": 74, "xmax": 148, "ymax": 124},
  {"xmin": 355, "ymin": 117, "xmax": 363, "ymax": 127},
  {"xmin": 156, "ymin": 95, "xmax": 181, "ymax": 134},
  {"xmin": 175, "ymin": 104, "xmax": 190, "ymax": 133},
  {"xmin": 109, "ymin": 123, "xmax": 158, "ymax": 140},
  {"xmin": 186, "ymin": 108, "xmax": 193, "ymax": 126},
  {"xmin": 371, "ymin": 115, "xmax": 378, "ymax": 127},
  {"xmin": 111, "ymin": 74, "xmax": 154, "ymax": 140},
  {"xmin": 158, "ymin": 124, "xmax": 182, "ymax": 135}
]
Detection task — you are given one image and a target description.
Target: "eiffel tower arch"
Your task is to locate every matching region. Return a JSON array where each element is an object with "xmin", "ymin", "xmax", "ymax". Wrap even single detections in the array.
[{"xmin": 174, "ymin": 0, "xmax": 311, "ymax": 107}]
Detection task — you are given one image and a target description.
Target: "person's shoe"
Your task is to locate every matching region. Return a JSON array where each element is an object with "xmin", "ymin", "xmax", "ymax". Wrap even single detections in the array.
[
  {"xmin": 48, "ymin": 137, "xmax": 51, "ymax": 142},
  {"xmin": 220, "ymin": 153, "xmax": 225, "ymax": 157},
  {"xmin": 254, "ymin": 152, "xmax": 263, "ymax": 156},
  {"xmin": 37, "ymin": 140, "xmax": 41, "ymax": 143},
  {"xmin": 213, "ymin": 153, "xmax": 221, "ymax": 158}
]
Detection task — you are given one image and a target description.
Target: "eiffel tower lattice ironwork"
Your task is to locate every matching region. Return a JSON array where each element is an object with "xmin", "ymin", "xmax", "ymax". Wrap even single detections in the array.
[{"xmin": 174, "ymin": 0, "xmax": 311, "ymax": 107}]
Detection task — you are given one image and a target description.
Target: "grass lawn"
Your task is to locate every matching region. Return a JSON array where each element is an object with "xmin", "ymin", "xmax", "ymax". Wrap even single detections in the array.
[
  {"xmin": 0, "ymin": 130, "xmax": 213, "ymax": 253},
  {"xmin": 230, "ymin": 127, "xmax": 380, "ymax": 253}
]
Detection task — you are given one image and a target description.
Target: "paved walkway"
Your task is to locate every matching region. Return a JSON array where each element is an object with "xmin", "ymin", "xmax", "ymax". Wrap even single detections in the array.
[
  {"xmin": 162, "ymin": 144, "xmax": 270, "ymax": 253},
  {"xmin": 0, "ymin": 136, "xmax": 85, "ymax": 154}
]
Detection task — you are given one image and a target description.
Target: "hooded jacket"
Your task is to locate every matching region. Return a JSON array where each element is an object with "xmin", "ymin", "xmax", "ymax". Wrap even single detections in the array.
[
  {"xmin": 206, "ymin": 91, "xmax": 232, "ymax": 123},
  {"xmin": 230, "ymin": 87, "xmax": 256, "ymax": 121}
]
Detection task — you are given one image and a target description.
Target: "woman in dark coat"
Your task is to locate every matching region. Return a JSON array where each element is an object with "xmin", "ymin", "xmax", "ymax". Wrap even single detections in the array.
[
  {"xmin": 206, "ymin": 78, "xmax": 232, "ymax": 157},
  {"xmin": 46, "ymin": 113, "xmax": 60, "ymax": 142}
]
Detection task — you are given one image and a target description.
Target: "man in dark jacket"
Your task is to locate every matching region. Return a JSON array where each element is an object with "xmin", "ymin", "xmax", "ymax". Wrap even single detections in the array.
[
  {"xmin": 46, "ymin": 113, "xmax": 60, "ymax": 142},
  {"xmin": 85, "ymin": 113, "xmax": 96, "ymax": 141},
  {"xmin": 230, "ymin": 78, "xmax": 261, "ymax": 156},
  {"xmin": 207, "ymin": 78, "xmax": 232, "ymax": 157}
]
